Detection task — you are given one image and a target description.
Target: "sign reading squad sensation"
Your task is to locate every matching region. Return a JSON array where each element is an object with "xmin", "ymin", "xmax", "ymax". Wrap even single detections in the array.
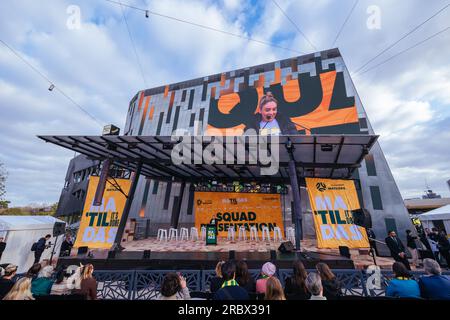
[
  {"xmin": 74, "ymin": 176, "xmax": 131, "ymax": 249},
  {"xmin": 305, "ymin": 178, "xmax": 369, "ymax": 249},
  {"xmin": 194, "ymin": 192, "xmax": 283, "ymax": 238}
]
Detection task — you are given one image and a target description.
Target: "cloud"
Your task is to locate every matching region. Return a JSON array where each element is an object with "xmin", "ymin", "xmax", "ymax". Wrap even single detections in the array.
[{"xmin": 1, "ymin": 0, "xmax": 450, "ymax": 206}]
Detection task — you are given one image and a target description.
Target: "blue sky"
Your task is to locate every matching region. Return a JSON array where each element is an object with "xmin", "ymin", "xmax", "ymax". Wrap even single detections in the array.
[{"xmin": 0, "ymin": 0, "xmax": 450, "ymax": 206}]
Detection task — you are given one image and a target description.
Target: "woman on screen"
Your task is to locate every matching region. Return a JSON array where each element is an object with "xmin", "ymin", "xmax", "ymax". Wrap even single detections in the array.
[{"xmin": 244, "ymin": 91, "xmax": 297, "ymax": 136}]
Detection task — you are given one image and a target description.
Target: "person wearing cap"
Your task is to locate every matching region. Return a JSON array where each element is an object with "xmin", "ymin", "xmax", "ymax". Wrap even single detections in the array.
[
  {"xmin": 256, "ymin": 262, "xmax": 276, "ymax": 294},
  {"xmin": 0, "ymin": 264, "xmax": 18, "ymax": 299}
]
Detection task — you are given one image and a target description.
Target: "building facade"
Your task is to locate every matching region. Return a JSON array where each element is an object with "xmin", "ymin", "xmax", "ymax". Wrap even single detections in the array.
[{"xmin": 58, "ymin": 49, "xmax": 414, "ymax": 255}]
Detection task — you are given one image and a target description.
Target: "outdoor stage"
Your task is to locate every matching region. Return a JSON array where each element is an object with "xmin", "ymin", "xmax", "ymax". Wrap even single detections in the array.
[{"xmin": 58, "ymin": 237, "xmax": 396, "ymax": 271}]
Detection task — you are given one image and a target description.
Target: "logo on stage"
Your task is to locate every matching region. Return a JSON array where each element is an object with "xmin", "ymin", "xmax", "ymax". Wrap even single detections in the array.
[
  {"xmin": 194, "ymin": 192, "xmax": 284, "ymax": 238},
  {"xmin": 306, "ymin": 178, "xmax": 369, "ymax": 249},
  {"xmin": 74, "ymin": 176, "xmax": 131, "ymax": 249}
]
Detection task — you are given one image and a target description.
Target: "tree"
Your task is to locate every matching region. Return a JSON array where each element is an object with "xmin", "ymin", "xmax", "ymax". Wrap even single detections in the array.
[{"xmin": 0, "ymin": 161, "xmax": 7, "ymax": 202}]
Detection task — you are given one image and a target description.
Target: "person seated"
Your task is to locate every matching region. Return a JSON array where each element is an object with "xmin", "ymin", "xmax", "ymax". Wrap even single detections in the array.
[
  {"xmin": 256, "ymin": 262, "xmax": 276, "ymax": 294},
  {"xmin": 3, "ymin": 277, "xmax": 35, "ymax": 300},
  {"xmin": 316, "ymin": 262, "xmax": 342, "ymax": 300},
  {"xmin": 213, "ymin": 261, "xmax": 249, "ymax": 300},
  {"xmin": 284, "ymin": 260, "xmax": 310, "ymax": 300},
  {"xmin": 50, "ymin": 266, "xmax": 68, "ymax": 296},
  {"xmin": 305, "ymin": 273, "xmax": 327, "ymax": 300},
  {"xmin": 385, "ymin": 262, "xmax": 420, "ymax": 298},
  {"xmin": 158, "ymin": 272, "xmax": 191, "ymax": 300},
  {"xmin": 235, "ymin": 260, "xmax": 256, "ymax": 293},
  {"xmin": 209, "ymin": 261, "xmax": 225, "ymax": 294},
  {"xmin": 0, "ymin": 264, "xmax": 18, "ymax": 300},
  {"xmin": 264, "ymin": 277, "xmax": 286, "ymax": 300},
  {"xmin": 31, "ymin": 266, "xmax": 54, "ymax": 296},
  {"xmin": 418, "ymin": 258, "xmax": 450, "ymax": 300}
]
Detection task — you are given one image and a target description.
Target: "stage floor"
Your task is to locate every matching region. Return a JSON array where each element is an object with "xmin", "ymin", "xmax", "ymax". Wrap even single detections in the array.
[{"xmin": 120, "ymin": 237, "xmax": 396, "ymax": 269}]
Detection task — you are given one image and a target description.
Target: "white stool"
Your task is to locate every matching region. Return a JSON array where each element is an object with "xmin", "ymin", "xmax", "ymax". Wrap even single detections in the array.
[
  {"xmin": 286, "ymin": 227, "xmax": 295, "ymax": 243},
  {"xmin": 273, "ymin": 226, "xmax": 282, "ymax": 242},
  {"xmin": 157, "ymin": 229, "xmax": 168, "ymax": 242},
  {"xmin": 190, "ymin": 227, "xmax": 199, "ymax": 241},
  {"xmin": 238, "ymin": 226, "xmax": 247, "ymax": 241},
  {"xmin": 227, "ymin": 227, "xmax": 235, "ymax": 241},
  {"xmin": 261, "ymin": 226, "xmax": 271, "ymax": 242},
  {"xmin": 250, "ymin": 226, "xmax": 258, "ymax": 241},
  {"xmin": 180, "ymin": 227, "xmax": 189, "ymax": 241},
  {"xmin": 168, "ymin": 228, "xmax": 178, "ymax": 241},
  {"xmin": 201, "ymin": 226, "xmax": 206, "ymax": 240}
]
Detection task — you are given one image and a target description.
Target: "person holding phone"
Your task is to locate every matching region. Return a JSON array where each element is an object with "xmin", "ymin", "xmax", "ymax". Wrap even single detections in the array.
[{"xmin": 159, "ymin": 272, "xmax": 191, "ymax": 300}]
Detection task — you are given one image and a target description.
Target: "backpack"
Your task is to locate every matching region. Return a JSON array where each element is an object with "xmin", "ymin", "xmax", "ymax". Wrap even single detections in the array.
[{"xmin": 31, "ymin": 242, "xmax": 37, "ymax": 252}]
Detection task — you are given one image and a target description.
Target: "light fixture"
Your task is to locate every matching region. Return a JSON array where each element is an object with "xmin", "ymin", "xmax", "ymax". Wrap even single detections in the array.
[
  {"xmin": 48, "ymin": 84, "xmax": 55, "ymax": 91},
  {"xmin": 145, "ymin": 10, "xmax": 149, "ymax": 18},
  {"xmin": 321, "ymin": 144, "xmax": 333, "ymax": 152}
]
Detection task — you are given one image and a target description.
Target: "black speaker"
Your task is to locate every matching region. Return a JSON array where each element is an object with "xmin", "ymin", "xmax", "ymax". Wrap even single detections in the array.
[
  {"xmin": 270, "ymin": 250, "xmax": 277, "ymax": 261},
  {"xmin": 143, "ymin": 250, "xmax": 151, "ymax": 259},
  {"xmin": 278, "ymin": 241, "xmax": 295, "ymax": 253},
  {"xmin": 53, "ymin": 222, "xmax": 66, "ymax": 237},
  {"xmin": 229, "ymin": 250, "xmax": 236, "ymax": 260},
  {"xmin": 339, "ymin": 246, "xmax": 351, "ymax": 259},
  {"xmin": 77, "ymin": 246, "xmax": 88, "ymax": 255},
  {"xmin": 351, "ymin": 208, "xmax": 372, "ymax": 229}
]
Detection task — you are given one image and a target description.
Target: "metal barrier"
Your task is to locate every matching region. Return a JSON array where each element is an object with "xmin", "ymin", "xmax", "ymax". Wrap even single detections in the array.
[{"xmin": 13, "ymin": 269, "xmax": 450, "ymax": 299}]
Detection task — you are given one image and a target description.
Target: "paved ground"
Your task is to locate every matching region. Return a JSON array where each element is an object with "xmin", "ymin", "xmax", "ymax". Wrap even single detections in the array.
[{"xmin": 122, "ymin": 237, "xmax": 409, "ymax": 270}]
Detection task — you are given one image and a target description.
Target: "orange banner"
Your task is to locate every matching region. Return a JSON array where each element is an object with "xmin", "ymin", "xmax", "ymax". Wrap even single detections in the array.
[
  {"xmin": 305, "ymin": 178, "xmax": 369, "ymax": 249},
  {"xmin": 74, "ymin": 176, "xmax": 131, "ymax": 249},
  {"xmin": 194, "ymin": 192, "xmax": 284, "ymax": 238}
]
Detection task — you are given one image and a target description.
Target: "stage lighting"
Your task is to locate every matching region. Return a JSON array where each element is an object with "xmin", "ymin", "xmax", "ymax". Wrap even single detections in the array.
[
  {"xmin": 145, "ymin": 10, "xmax": 149, "ymax": 18},
  {"xmin": 321, "ymin": 144, "xmax": 333, "ymax": 152},
  {"xmin": 48, "ymin": 84, "xmax": 55, "ymax": 91}
]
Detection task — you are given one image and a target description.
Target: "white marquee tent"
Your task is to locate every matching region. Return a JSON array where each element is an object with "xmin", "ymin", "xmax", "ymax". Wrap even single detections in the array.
[
  {"xmin": 0, "ymin": 216, "xmax": 66, "ymax": 273},
  {"xmin": 419, "ymin": 204, "xmax": 450, "ymax": 236}
]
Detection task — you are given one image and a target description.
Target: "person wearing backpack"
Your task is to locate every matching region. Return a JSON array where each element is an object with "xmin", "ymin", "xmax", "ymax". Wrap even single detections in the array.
[{"xmin": 31, "ymin": 234, "xmax": 51, "ymax": 264}]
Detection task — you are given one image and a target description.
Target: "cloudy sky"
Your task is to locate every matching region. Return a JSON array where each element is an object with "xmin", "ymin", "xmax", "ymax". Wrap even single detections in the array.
[{"xmin": 0, "ymin": 0, "xmax": 449, "ymax": 206}]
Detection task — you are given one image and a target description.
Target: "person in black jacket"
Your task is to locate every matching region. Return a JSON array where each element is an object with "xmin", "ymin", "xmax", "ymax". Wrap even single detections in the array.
[
  {"xmin": 33, "ymin": 234, "xmax": 51, "ymax": 264},
  {"xmin": 284, "ymin": 260, "xmax": 311, "ymax": 300},
  {"xmin": 243, "ymin": 91, "xmax": 298, "ymax": 136},
  {"xmin": 0, "ymin": 237, "xmax": 6, "ymax": 261},
  {"xmin": 213, "ymin": 260, "xmax": 249, "ymax": 300},
  {"xmin": 209, "ymin": 261, "xmax": 225, "ymax": 294},
  {"xmin": 316, "ymin": 262, "xmax": 342, "ymax": 300},
  {"xmin": 235, "ymin": 260, "xmax": 256, "ymax": 293},
  {"xmin": 59, "ymin": 234, "xmax": 73, "ymax": 257},
  {"xmin": 385, "ymin": 231, "xmax": 411, "ymax": 270},
  {"xmin": 437, "ymin": 230, "xmax": 450, "ymax": 268}
]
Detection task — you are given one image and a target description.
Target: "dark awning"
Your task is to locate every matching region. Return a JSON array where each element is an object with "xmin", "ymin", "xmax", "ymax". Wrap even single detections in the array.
[{"xmin": 38, "ymin": 134, "xmax": 378, "ymax": 183}]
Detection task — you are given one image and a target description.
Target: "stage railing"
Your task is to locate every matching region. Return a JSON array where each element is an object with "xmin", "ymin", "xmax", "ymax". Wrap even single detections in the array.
[{"xmin": 13, "ymin": 269, "xmax": 450, "ymax": 300}]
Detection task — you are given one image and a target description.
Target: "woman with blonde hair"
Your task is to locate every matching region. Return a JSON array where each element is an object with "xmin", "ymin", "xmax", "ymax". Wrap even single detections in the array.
[
  {"xmin": 3, "ymin": 277, "xmax": 35, "ymax": 300},
  {"xmin": 264, "ymin": 277, "xmax": 286, "ymax": 300},
  {"xmin": 79, "ymin": 264, "xmax": 97, "ymax": 300},
  {"xmin": 209, "ymin": 261, "xmax": 225, "ymax": 294}
]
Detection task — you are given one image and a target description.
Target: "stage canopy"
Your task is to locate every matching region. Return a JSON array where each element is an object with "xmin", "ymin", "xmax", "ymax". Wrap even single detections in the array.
[{"xmin": 38, "ymin": 134, "xmax": 378, "ymax": 183}]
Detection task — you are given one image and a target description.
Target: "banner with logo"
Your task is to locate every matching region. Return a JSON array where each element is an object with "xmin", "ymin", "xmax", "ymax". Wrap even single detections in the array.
[
  {"xmin": 194, "ymin": 192, "xmax": 284, "ymax": 238},
  {"xmin": 74, "ymin": 176, "xmax": 131, "ymax": 249},
  {"xmin": 305, "ymin": 178, "xmax": 369, "ymax": 249}
]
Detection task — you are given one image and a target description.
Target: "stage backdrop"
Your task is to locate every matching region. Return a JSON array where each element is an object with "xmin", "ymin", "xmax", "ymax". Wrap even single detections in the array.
[
  {"xmin": 194, "ymin": 192, "xmax": 284, "ymax": 238},
  {"xmin": 74, "ymin": 176, "xmax": 131, "ymax": 249},
  {"xmin": 305, "ymin": 178, "xmax": 369, "ymax": 249}
]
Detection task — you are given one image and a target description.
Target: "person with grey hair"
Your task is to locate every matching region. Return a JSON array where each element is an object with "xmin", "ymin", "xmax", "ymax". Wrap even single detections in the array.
[
  {"xmin": 31, "ymin": 265, "xmax": 54, "ymax": 296},
  {"xmin": 305, "ymin": 272, "xmax": 327, "ymax": 300},
  {"xmin": 418, "ymin": 258, "xmax": 450, "ymax": 300}
]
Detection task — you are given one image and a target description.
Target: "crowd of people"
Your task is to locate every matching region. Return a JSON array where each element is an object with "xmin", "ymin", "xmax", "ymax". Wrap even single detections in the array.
[
  {"xmin": 0, "ymin": 261, "xmax": 98, "ymax": 300},
  {"xmin": 157, "ymin": 259, "xmax": 450, "ymax": 300}
]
